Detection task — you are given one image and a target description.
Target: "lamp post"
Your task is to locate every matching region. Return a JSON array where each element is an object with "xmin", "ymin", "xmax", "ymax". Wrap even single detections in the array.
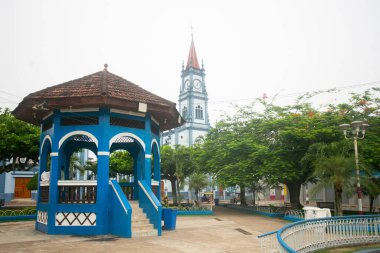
[{"xmin": 339, "ymin": 121, "xmax": 369, "ymax": 215}]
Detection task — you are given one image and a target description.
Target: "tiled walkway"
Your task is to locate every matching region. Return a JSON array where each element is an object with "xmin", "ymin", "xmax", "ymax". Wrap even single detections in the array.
[{"xmin": 0, "ymin": 206, "xmax": 288, "ymax": 253}]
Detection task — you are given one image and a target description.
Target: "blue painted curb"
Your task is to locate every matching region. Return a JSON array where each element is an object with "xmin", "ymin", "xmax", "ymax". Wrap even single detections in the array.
[
  {"xmin": 0, "ymin": 214, "xmax": 36, "ymax": 221},
  {"xmin": 226, "ymin": 205, "xmax": 284, "ymax": 218},
  {"xmin": 255, "ymin": 211, "xmax": 284, "ymax": 217},
  {"xmin": 177, "ymin": 210, "xmax": 213, "ymax": 215},
  {"xmin": 283, "ymin": 216, "xmax": 304, "ymax": 222}
]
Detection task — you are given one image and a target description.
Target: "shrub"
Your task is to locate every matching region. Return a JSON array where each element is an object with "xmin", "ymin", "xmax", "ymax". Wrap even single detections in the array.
[{"xmin": 27, "ymin": 174, "xmax": 38, "ymax": 191}]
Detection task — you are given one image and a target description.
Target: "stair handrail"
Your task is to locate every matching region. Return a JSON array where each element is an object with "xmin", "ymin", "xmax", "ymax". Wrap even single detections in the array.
[
  {"xmin": 138, "ymin": 180, "xmax": 158, "ymax": 211},
  {"xmin": 110, "ymin": 180, "xmax": 131, "ymax": 215},
  {"xmin": 109, "ymin": 180, "xmax": 132, "ymax": 238}
]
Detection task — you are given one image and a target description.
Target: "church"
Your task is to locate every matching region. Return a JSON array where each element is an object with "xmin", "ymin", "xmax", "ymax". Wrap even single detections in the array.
[{"xmin": 160, "ymin": 37, "xmax": 210, "ymax": 147}]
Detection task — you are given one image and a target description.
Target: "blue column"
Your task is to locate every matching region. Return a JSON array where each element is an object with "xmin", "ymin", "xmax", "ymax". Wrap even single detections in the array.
[
  {"xmin": 96, "ymin": 107, "xmax": 110, "ymax": 235},
  {"xmin": 137, "ymin": 151, "xmax": 144, "ymax": 181},
  {"xmin": 153, "ymin": 140, "xmax": 161, "ymax": 200},
  {"xmin": 36, "ymin": 135, "xmax": 51, "ymax": 231},
  {"xmin": 144, "ymin": 115, "xmax": 152, "ymax": 186},
  {"xmin": 47, "ymin": 111, "xmax": 60, "ymax": 234},
  {"xmin": 133, "ymin": 158, "xmax": 139, "ymax": 200},
  {"xmin": 96, "ymin": 153, "xmax": 109, "ymax": 234}
]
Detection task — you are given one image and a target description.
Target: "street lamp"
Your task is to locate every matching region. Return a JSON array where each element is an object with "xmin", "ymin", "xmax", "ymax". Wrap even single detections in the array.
[{"xmin": 339, "ymin": 121, "xmax": 369, "ymax": 215}]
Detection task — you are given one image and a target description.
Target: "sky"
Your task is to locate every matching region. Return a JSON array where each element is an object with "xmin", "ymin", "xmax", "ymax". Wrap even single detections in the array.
[{"xmin": 1, "ymin": 0, "xmax": 380, "ymax": 124}]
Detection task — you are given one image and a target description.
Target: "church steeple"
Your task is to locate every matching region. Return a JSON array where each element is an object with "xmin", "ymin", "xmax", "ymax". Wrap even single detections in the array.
[
  {"xmin": 161, "ymin": 35, "xmax": 210, "ymax": 148},
  {"xmin": 186, "ymin": 37, "xmax": 200, "ymax": 70}
]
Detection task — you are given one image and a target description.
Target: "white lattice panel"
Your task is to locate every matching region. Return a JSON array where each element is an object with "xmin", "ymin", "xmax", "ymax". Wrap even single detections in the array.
[
  {"xmin": 55, "ymin": 212, "xmax": 96, "ymax": 226},
  {"xmin": 37, "ymin": 211, "xmax": 48, "ymax": 225}
]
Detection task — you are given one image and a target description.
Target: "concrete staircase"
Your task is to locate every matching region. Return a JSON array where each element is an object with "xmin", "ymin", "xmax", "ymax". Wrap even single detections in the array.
[{"xmin": 129, "ymin": 201, "xmax": 157, "ymax": 238}]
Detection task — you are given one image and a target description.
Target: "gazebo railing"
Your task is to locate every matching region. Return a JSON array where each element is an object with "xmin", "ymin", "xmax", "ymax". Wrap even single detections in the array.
[
  {"xmin": 119, "ymin": 182, "xmax": 134, "ymax": 200},
  {"xmin": 39, "ymin": 182, "xmax": 50, "ymax": 203},
  {"xmin": 259, "ymin": 215, "xmax": 380, "ymax": 253},
  {"xmin": 57, "ymin": 180, "xmax": 97, "ymax": 204}
]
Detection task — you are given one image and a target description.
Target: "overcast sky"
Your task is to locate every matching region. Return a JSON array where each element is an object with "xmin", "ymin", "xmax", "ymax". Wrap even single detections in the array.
[{"xmin": 1, "ymin": 0, "xmax": 380, "ymax": 123}]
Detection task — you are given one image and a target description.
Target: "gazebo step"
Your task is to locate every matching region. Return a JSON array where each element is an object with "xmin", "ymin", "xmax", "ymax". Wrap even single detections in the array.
[
  {"xmin": 132, "ymin": 210, "xmax": 148, "ymax": 219},
  {"xmin": 132, "ymin": 218, "xmax": 150, "ymax": 225},
  {"xmin": 132, "ymin": 229, "xmax": 157, "ymax": 238},
  {"xmin": 133, "ymin": 223, "xmax": 154, "ymax": 232},
  {"xmin": 130, "ymin": 200, "xmax": 157, "ymax": 237}
]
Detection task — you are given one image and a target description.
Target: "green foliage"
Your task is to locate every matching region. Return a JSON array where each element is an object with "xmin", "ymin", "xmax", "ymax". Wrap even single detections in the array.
[
  {"xmin": 0, "ymin": 207, "xmax": 36, "ymax": 217},
  {"xmin": 196, "ymin": 88, "xmax": 380, "ymax": 207},
  {"xmin": 188, "ymin": 172, "xmax": 209, "ymax": 203},
  {"xmin": 109, "ymin": 150, "xmax": 133, "ymax": 177},
  {"xmin": 26, "ymin": 174, "xmax": 38, "ymax": 191},
  {"xmin": 0, "ymin": 108, "xmax": 39, "ymax": 173},
  {"xmin": 72, "ymin": 150, "xmax": 134, "ymax": 178},
  {"xmin": 361, "ymin": 176, "xmax": 380, "ymax": 213},
  {"xmin": 160, "ymin": 145, "xmax": 197, "ymax": 204}
]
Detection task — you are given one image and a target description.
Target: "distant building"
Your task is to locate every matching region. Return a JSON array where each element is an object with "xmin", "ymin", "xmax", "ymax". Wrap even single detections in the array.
[
  {"xmin": 0, "ymin": 159, "xmax": 38, "ymax": 205},
  {"xmin": 161, "ymin": 36, "xmax": 210, "ymax": 147}
]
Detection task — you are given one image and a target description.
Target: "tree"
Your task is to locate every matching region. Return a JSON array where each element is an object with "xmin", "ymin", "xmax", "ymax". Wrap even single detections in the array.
[
  {"xmin": 0, "ymin": 108, "xmax": 39, "ymax": 173},
  {"xmin": 330, "ymin": 89, "xmax": 380, "ymax": 212},
  {"xmin": 75, "ymin": 150, "xmax": 134, "ymax": 179},
  {"xmin": 69, "ymin": 152, "xmax": 84, "ymax": 179},
  {"xmin": 196, "ymin": 88, "xmax": 380, "ymax": 210},
  {"xmin": 109, "ymin": 150, "xmax": 134, "ymax": 177},
  {"xmin": 199, "ymin": 100, "xmax": 343, "ymax": 207},
  {"xmin": 361, "ymin": 176, "xmax": 380, "ymax": 213},
  {"xmin": 249, "ymin": 101, "xmax": 345, "ymax": 207},
  {"xmin": 160, "ymin": 145, "xmax": 196, "ymax": 205},
  {"xmin": 27, "ymin": 173, "xmax": 38, "ymax": 191},
  {"xmin": 309, "ymin": 142, "xmax": 359, "ymax": 216},
  {"xmin": 188, "ymin": 171, "xmax": 208, "ymax": 205}
]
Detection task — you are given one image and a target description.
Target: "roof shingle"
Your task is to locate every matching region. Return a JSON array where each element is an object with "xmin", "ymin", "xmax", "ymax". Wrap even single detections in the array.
[{"xmin": 13, "ymin": 66, "xmax": 182, "ymax": 131}]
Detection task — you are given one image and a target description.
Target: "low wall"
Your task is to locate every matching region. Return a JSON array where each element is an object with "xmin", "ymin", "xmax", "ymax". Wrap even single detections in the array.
[{"xmin": 177, "ymin": 210, "xmax": 213, "ymax": 215}]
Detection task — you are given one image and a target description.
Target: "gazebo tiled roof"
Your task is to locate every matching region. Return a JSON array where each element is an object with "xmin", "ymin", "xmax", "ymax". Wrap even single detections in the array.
[{"xmin": 13, "ymin": 65, "xmax": 183, "ymax": 131}]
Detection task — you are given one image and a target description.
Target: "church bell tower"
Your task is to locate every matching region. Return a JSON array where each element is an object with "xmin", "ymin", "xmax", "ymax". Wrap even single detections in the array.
[
  {"xmin": 177, "ymin": 36, "xmax": 210, "ymax": 146},
  {"xmin": 160, "ymin": 36, "xmax": 210, "ymax": 147}
]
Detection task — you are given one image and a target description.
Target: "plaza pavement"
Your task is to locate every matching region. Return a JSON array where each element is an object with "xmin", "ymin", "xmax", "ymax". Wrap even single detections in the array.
[{"xmin": 0, "ymin": 206, "xmax": 288, "ymax": 253}]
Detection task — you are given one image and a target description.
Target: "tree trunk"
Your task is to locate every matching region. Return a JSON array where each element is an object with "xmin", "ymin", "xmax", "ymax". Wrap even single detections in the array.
[
  {"xmin": 176, "ymin": 181, "xmax": 181, "ymax": 205},
  {"xmin": 170, "ymin": 179, "xmax": 178, "ymax": 205},
  {"xmin": 240, "ymin": 185, "xmax": 247, "ymax": 206},
  {"xmin": 252, "ymin": 189, "xmax": 256, "ymax": 206},
  {"xmin": 286, "ymin": 181, "xmax": 302, "ymax": 208},
  {"xmin": 369, "ymin": 195, "xmax": 374, "ymax": 213},
  {"xmin": 335, "ymin": 188, "xmax": 343, "ymax": 216}
]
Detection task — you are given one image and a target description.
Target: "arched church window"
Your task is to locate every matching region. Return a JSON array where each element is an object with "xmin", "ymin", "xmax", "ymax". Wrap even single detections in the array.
[
  {"xmin": 195, "ymin": 105, "xmax": 203, "ymax": 120},
  {"xmin": 182, "ymin": 106, "xmax": 188, "ymax": 119}
]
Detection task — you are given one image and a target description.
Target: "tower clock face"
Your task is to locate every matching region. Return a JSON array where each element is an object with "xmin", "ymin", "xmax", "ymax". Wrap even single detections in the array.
[
  {"xmin": 184, "ymin": 80, "xmax": 191, "ymax": 90},
  {"xmin": 193, "ymin": 79, "xmax": 202, "ymax": 91}
]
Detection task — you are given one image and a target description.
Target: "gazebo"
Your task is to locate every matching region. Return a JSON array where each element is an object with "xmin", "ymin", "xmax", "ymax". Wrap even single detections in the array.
[{"xmin": 13, "ymin": 64, "xmax": 182, "ymax": 238}]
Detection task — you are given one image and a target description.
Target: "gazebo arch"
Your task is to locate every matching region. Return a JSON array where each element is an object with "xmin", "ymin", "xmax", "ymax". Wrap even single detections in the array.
[
  {"xmin": 59, "ymin": 130, "xmax": 99, "ymax": 148},
  {"xmin": 40, "ymin": 135, "xmax": 52, "ymax": 154},
  {"xmin": 109, "ymin": 132, "xmax": 145, "ymax": 151},
  {"xmin": 12, "ymin": 64, "xmax": 183, "ymax": 238}
]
